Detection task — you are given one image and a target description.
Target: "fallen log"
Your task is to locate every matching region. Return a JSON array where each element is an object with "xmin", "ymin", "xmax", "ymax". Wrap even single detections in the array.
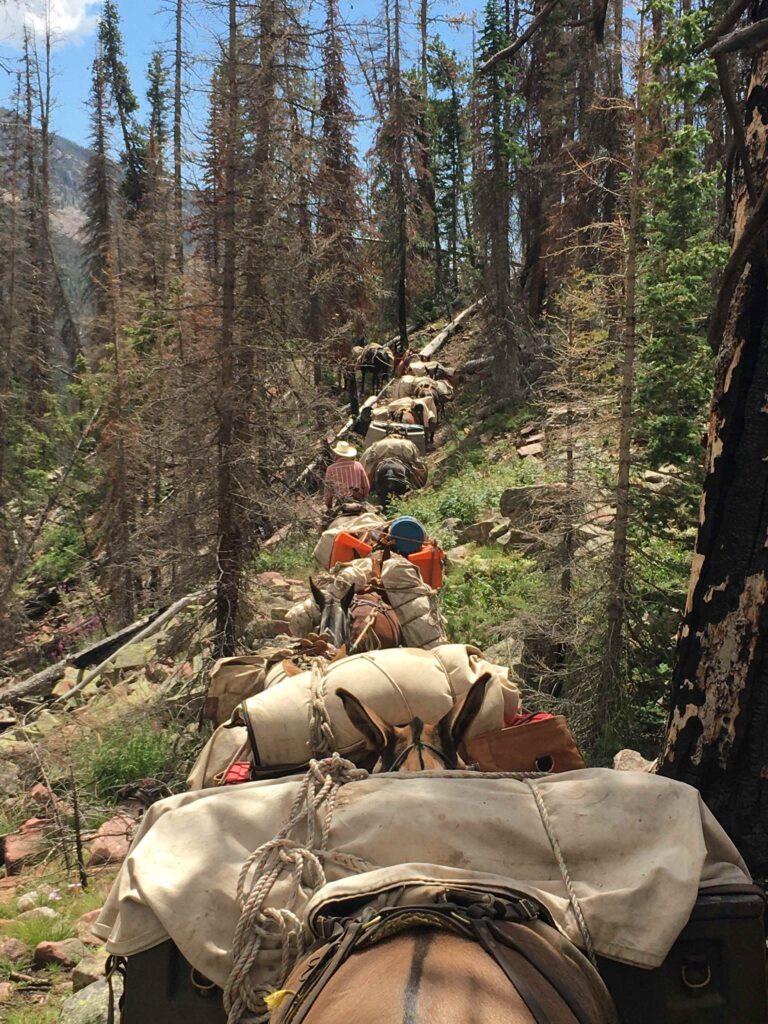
[
  {"xmin": 53, "ymin": 587, "xmax": 214, "ymax": 706},
  {"xmin": 1, "ymin": 660, "xmax": 67, "ymax": 710}
]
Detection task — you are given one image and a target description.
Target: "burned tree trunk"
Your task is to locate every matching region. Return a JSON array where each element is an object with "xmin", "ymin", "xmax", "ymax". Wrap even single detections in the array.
[{"xmin": 659, "ymin": 34, "xmax": 768, "ymax": 876}]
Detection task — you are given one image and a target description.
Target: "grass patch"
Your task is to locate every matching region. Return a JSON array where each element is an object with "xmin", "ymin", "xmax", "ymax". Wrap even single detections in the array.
[
  {"xmin": 71, "ymin": 718, "xmax": 172, "ymax": 800},
  {"xmin": 6, "ymin": 914, "xmax": 75, "ymax": 947},
  {"xmin": 442, "ymin": 549, "xmax": 544, "ymax": 648},
  {"xmin": 252, "ymin": 534, "xmax": 316, "ymax": 577},
  {"xmin": 3, "ymin": 1006, "xmax": 60, "ymax": 1024},
  {"xmin": 390, "ymin": 458, "xmax": 538, "ymax": 545}
]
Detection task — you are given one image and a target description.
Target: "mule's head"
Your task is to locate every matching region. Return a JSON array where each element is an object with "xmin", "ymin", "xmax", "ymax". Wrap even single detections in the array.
[
  {"xmin": 311, "ymin": 578, "xmax": 354, "ymax": 650},
  {"xmin": 336, "ymin": 673, "xmax": 492, "ymax": 772}
]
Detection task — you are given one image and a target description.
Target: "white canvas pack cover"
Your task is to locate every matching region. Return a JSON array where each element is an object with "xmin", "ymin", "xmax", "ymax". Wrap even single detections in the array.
[
  {"xmin": 313, "ymin": 510, "xmax": 386, "ymax": 569},
  {"xmin": 94, "ymin": 767, "xmax": 750, "ymax": 995},
  {"xmin": 187, "ymin": 644, "xmax": 516, "ymax": 787},
  {"xmin": 360, "ymin": 437, "xmax": 427, "ymax": 486}
]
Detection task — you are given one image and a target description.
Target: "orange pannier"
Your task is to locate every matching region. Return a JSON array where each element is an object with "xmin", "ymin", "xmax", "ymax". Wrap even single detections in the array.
[
  {"xmin": 407, "ymin": 542, "xmax": 445, "ymax": 590},
  {"xmin": 330, "ymin": 531, "xmax": 374, "ymax": 567}
]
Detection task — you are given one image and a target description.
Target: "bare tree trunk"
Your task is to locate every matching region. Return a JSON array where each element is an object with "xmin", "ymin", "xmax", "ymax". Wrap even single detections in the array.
[
  {"xmin": 214, "ymin": 0, "xmax": 240, "ymax": 656},
  {"xmin": 600, "ymin": 11, "xmax": 643, "ymax": 709},
  {"xmin": 174, "ymin": 0, "xmax": 184, "ymax": 277},
  {"xmin": 659, "ymin": 29, "xmax": 768, "ymax": 876},
  {"xmin": 393, "ymin": 0, "xmax": 409, "ymax": 354}
]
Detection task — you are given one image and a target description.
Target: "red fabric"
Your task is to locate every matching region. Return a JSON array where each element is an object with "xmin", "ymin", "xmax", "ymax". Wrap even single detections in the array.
[
  {"xmin": 503, "ymin": 710, "xmax": 555, "ymax": 728},
  {"xmin": 223, "ymin": 762, "xmax": 252, "ymax": 785},
  {"xmin": 324, "ymin": 459, "xmax": 371, "ymax": 508}
]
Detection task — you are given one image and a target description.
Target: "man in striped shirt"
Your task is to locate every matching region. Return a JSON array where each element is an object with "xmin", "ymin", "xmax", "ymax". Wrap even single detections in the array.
[{"xmin": 323, "ymin": 441, "xmax": 371, "ymax": 509}]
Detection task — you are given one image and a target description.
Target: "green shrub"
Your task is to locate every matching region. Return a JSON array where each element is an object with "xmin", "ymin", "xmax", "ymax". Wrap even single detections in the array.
[
  {"xmin": 390, "ymin": 458, "xmax": 538, "ymax": 544},
  {"xmin": 252, "ymin": 534, "xmax": 316, "ymax": 577},
  {"xmin": 6, "ymin": 914, "xmax": 75, "ymax": 948},
  {"xmin": 29, "ymin": 523, "xmax": 87, "ymax": 585},
  {"xmin": 441, "ymin": 550, "xmax": 544, "ymax": 648},
  {"xmin": 74, "ymin": 720, "xmax": 172, "ymax": 799}
]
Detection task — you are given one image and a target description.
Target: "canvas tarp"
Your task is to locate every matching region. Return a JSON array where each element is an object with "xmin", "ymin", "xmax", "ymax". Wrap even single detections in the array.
[
  {"xmin": 390, "ymin": 374, "xmax": 420, "ymax": 399},
  {"xmin": 372, "ymin": 396, "xmax": 437, "ymax": 428},
  {"xmin": 94, "ymin": 767, "xmax": 750, "ymax": 995},
  {"xmin": 360, "ymin": 438, "xmax": 427, "ymax": 488},
  {"xmin": 187, "ymin": 644, "xmax": 515, "ymax": 788},
  {"xmin": 204, "ymin": 637, "xmax": 341, "ymax": 727},
  {"xmin": 313, "ymin": 510, "xmax": 387, "ymax": 569}
]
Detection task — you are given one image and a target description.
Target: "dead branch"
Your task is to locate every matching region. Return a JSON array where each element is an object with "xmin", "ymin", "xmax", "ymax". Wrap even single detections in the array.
[{"xmin": 478, "ymin": 0, "xmax": 562, "ymax": 75}]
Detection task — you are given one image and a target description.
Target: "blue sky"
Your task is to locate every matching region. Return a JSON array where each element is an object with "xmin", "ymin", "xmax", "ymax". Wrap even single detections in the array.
[{"xmin": 0, "ymin": 0, "xmax": 478, "ymax": 167}]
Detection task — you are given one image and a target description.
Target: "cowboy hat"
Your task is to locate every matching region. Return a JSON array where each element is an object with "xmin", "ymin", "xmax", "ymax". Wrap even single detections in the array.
[{"xmin": 331, "ymin": 440, "xmax": 358, "ymax": 459}]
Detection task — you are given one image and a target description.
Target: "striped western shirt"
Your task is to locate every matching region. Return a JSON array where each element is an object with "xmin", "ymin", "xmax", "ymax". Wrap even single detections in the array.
[{"xmin": 324, "ymin": 459, "xmax": 371, "ymax": 508}]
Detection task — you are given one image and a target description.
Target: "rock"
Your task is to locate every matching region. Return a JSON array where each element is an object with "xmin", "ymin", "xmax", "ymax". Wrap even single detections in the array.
[
  {"xmin": 446, "ymin": 545, "xmax": 470, "ymax": 563},
  {"xmin": 519, "ymin": 432, "xmax": 544, "ymax": 445},
  {"xmin": 87, "ymin": 814, "xmax": 135, "ymax": 867},
  {"xmin": 496, "ymin": 528, "xmax": 540, "ymax": 551},
  {"xmin": 72, "ymin": 948, "xmax": 109, "ymax": 991},
  {"xmin": 59, "ymin": 977, "xmax": 122, "ymax": 1024},
  {"xmin": 517, "ymin": 441, "xmax": 544, "ymax": 458},
  {"xmin": 487, "ymin": 518, "xmax": 512, "ymax": 542},
  {"xmin": 16, "ymin": 889, "xmax": 41, "ymax": 913},
  {"xmin": 24, "ymin": 709, "xmax": 59, "ymax": 738},
  {"xmin": 52, "ymin": 678, "xmax": 75, "ymax": 697},
  {"xmin": 0, "ymin": 759, "xmax": 21, "ymax": 799},
  {"xmin": 519, "ymin": 422, "xmax": 541, "ymax": 437},
  {"xmin": 613, "ymin": 749, "xmax": 658, "ymax": 773},
  {"xmin": 0, "ymin": 707, "xmax": 17, "ymax": 728},
  {"xmin": 75, "ymin": 909, "xmax": 103, "ymax": 946},
  {"xmin": 112, "ymin": 641, "xmax": 156, "ymax": 669},
  {"xmin": 0, "ymin": 937, "xmax": 30, "ymax": 961},
  {"xmin": 17, "ymin": 906, "xmax": 60, "ymax": 922},
  {"xmin": 0, "ymin": 982, "xmax": 12, "ymax": 1003},
  {"xmin": 262, "ymin": 524, "xmax": 291, "ymax": 551},
  {"xmin": 1, "ymin": 817, "xmax": 45, "ymax": 874},
  {"xmin": 255, "ymin": 571, "xmax": 286, "ymax": 587},
  {"xmin": 457, "ymin": 518, "xmax": 503, "ymax": 546},
  {"xmin": 29, "ymin": 782, "xmax": 74, "ymax": 818},
  {"xmin": 439, "ymin": 517, "xmax": 461, "ymax": 534},
  {"xmin": 34, "ymin": 938, "xmax": 86, "ymax": 968},
  {"xmin": 499, "ymin": 483, "xmax": 566, "ymax": 523}
]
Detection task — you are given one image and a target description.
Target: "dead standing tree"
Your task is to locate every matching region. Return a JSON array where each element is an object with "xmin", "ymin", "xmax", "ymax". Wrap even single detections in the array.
[{"xmin": 660, "ymin": 8, "xmax": 768, "ymax": 876}]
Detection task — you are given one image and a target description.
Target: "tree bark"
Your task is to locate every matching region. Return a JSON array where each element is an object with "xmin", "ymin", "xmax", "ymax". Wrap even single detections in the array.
[
  {"xmin": 659, "ymin": 27, "xmax": 768, "ymax": 876},
  {"xmin": 214, "ymin": 0, "xmax": 240, "ymax": 656},
  {"xmin": 174, "ymin": 0, "xmax": 184, "ymax": 276}
]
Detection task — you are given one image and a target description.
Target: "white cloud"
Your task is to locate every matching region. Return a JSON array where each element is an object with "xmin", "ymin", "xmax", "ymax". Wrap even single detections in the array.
[{"xmin": 0, "ymin": 0, "xmax": 101, "ymax": 49}]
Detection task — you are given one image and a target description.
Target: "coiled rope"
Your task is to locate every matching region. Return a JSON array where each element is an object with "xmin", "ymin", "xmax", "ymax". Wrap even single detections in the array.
[{"xmin": 223, "ymin": 754, "xmax": 371, "ymax": 1024}]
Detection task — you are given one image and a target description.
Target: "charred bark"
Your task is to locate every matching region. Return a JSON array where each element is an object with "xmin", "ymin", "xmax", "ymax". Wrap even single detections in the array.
[{"xmin": 660, "ymin": 34, "xmax": 768, "ymax": 876}]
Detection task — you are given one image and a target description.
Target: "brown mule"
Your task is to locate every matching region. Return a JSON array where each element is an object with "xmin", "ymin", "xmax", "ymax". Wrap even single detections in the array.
[
  {"xmin": 270, "ymin": 678, "xmax": 618, "ymax": 1024},
  {"xmin": 336, "ymin": 673, "xmax": 491, "ymax": 771}
]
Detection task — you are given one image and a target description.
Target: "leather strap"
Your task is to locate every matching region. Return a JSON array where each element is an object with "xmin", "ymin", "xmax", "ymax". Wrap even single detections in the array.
[{"xmin": 276, "ymin": 897, "xmax": 564, "ymax": 1024}]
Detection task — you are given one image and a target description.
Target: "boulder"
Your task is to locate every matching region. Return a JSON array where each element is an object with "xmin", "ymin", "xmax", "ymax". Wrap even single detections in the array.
[
  {"xmin": 517, "ymin": 441, "xmax": 543, "ymax": 458},
  {"xmin": 487, "ymin": 518, "xmax": 512, "ymax": 543},
  {"xmin": 75, "ymin": 908, "xmax": 104, "ymax": 946},
  {"xmin": 29, "ymin": 782, "xmax": 74, "ymax": 818},
  {"xmin": 34, "ymin": 938, "xmax": 86, "ymax": 968},
  {"xmin": 457, "ymin": 518, "xmax": 503, "ymax": 546},
  {"xmin": 59, "ymin": 977, "xmax": 123, "ymax": 1024},
  {"xmin": 446, "ymin": 545, "xmax": 471, "ymax": 563},
  {"xmin": 72, "ymin": 948, "xmax": 109, "ymax": 992},
  {"xmin": 1, "ymin": 817, "xmax": 45, "ymax": 874},
  {"xmin": 499, "ymin": 484, "xmax": 566, "ymax": 523},
  {"xmin": 0, "ymin": 937, "xmax": 30, "ymax": 962},
  {"xmin": 495, "ymin": 528, "xmax": 540, "ymax": 551},
  {"xmin": 16, "ymin": 889, "xmax": 41, "ymax": 913},
  {"xmin": 17, "ymin": 905, "xmax": 60, "ymax": 923},
  {"xmin": 613, "ymin": 749, "xmax": 657, "ymax": 773},
  {"xmin": 0, "ymin": 982, "xmax": 11, "ymax": 1003},
  {"xmin": 87, "ymin": 814, "xmax": 135, "ymax": 867}
]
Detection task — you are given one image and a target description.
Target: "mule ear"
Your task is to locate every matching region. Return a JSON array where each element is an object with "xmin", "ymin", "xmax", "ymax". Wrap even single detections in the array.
[
  {"xmin": 336, "ymin": 688, "xmax": 390, "ymax": 754},
  {"xmin": 309, "ymin": 577, "xmax": 326, "ymax": 612},
  {"xmin": 438, "ymin": 673, "xmax": 492, "ymax": 752},
  {"xmin": 340, "ymin": 584, "xmax": 355, "ymax": 615}
]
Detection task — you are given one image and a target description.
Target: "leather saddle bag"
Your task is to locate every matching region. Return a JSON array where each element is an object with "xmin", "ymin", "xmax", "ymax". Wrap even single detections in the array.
[{"xmin": 465, "ymin": 714, "xmax": 586, "ymax": 774}]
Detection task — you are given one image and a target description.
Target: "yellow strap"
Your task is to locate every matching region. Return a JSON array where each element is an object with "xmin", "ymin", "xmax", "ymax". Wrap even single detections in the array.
[{"xmin": 264, "ymin": 988, "xmax": 296, "ymax": 1012}]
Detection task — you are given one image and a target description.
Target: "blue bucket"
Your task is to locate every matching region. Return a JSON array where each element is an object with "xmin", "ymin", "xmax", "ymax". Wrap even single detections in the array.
[{"xmin": 389, "ymin": 516, "xmax": 427, "ymax": 556}]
